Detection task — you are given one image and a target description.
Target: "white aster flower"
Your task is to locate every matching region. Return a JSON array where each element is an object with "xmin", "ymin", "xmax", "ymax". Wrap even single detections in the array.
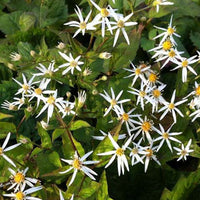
[
  {"xmin": 92, "ymin": 130, "xmax": 126, "ymax": 141},
  {"xmin": 58, "ymin": 52, "xmax": 84, "ymax": 75},
  {"xmin": 60, "ymin": 151, "xmax": 99, "ymax": 186},
  {"xmin": 132, "ymin": 116, "xmax": 157, "ymax": 143},
  {"xmin": 34, "ymin": 61, "xmax": 59, "ymax": 78},
  {"xmin": 10, "ymin": 52, "xmax": 21, "ymax": 61},
  {"xmin": 189, "ymin": 109, "xmax": 200, "ymax": 122},
  {"xmin": 56, "ymin": 42, "xmax": 66, "ymax": 50},
  {"xmin": 3, "ymin": 186, "xmax": 42, "ymax": 200},
  {"xmin": 12, "ymin": 97, "xmax": 26, "ymax": 109},
  {"xmin": 185, "ymin": 81, "xmax": 200, "ymax": 99},
  {"xmin": 128, "ymin": 138, "xmax": 146, "ymax": 166},
  {"xmin": 99, "ymin": 87, "xmax": 130, "ymax": 116},
  {"xmin": 153, "ymin": 0, "xmax": 174, "ymax": 13},
  {"xmin": 90, "ymin": 0, "xmax": 114, "ymax": 37},
  {"xmin": 172, "ymin": 55, "xmax": 197, "ymax": 83},
  {"xmin": 8, "ymin": 167, "xmax": 39, "ymax": 192},
  {"xmin": 60, "ymin": 101, "xmax": 75, "ymax": 118},
  {"xmin": 110, "ymin": 11, "xmax": 137, "ymax": 46},
  {"xmin": 1, "ymin": 100, "xmax": 17, "ymax": 111},
  {"xmin": 154, "ymin": 123, "xmax": 182, "ymax": 152},
  {"xmin": 36, "ymin": 90, "xmax": 63, "ymax": 123},
  {"xmin": 124, "ymin": 62, "xmax": 149, "ymax": 86},
  {"xmin": 174, "ymin": 139, "xmax": 193, "ymax": 161},
  {"xmin": 158, "ymin": 90, "xmax": 187, "ymax": 123},
  {"xmin": 115, "ymin": 104, "xmax": 141, "ymax": 135},
  {"xmin": 0, "ymin": 132, "xmax": 21, "ymax": 167},
  {"xmin": 153, "ymin": 15, "xmax": 180, "ymax": 45},
  {"xmin": 65, "ymin": 5, "xmax": 97, "ymax": 37},
  {"xmin": 142, "ymin": 141, "xmax": 161, "ymax": 172},
  {"xmin": 77, "ymin": 90, "xmax": 87, "ymax": 108},
  {"xmin": 98, "ymin": 133, "xmax": 133, "ymax": 176},
  {"xmin": 13, "ymin": 74, "xmax": 37, "ymax": 96}
]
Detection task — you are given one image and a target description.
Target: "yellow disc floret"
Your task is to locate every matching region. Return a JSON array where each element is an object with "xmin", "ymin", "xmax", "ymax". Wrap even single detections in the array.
[
  {"xmin": 34, "ymin": 88, "xmax": 42, "ymax": 95},
  {"xmin": 110, "ymin": 99, "xmax": 117, "ymax": 106},
  {"xmin": 153, "ymin": 0, "xmax": 161, "ymax": 6},
  {"xmin": 162, "ymin": 132, "xmax": 169, "ymax": 139},
  {"xmin": 168, "ymin": 49, "xmax": 176, "ymax": 57},
  {"xmin": 139, "ymin": 91, "xmax": 146, "ymax": 97},
  {"xmin": 117, "ymin": 20, "xmax": 125, "ymax": 28},
  {"xmin": 146, "ymin": 149, "xmax": 153, "ymax": 157},
  {"xmin": 80, "ymin": 22, "xmax": 87, "ymax": 30},
  {"xmin": 141, "ymin": 121, "xmax": 152, "ymax": 132},
  {"xmin": 15, "ymin": 191, "xmax": 24, "ymax": 200},
  {"xmin": 135, "ymin": 68, "xmax": 141, "ymax": 75},
  {"xmin": 182, "ymin": 60, "xmax": 188, "ymax": 68},
  {"xmin": 22, "ymin": 84, "xmax": 29, "ymax": 91},
  {"xmin": 168, "ymin": 103, "xmax": 175, "ymax": 109},
  {"xmin": 148, "ymin": 73, "xmax": 157, "ymax": 83},
  {"xmin": 47, "ymin": 96, "xmax": 55, "ymax": 104},
  {"xmin": 167, "ymin": 27, "xmax": 175, "ymax": 35},
  {"xmin": 162, "ymin": 41, "xmax": 172, "ymax": 51},
  {"xmin": 0, "ymin": 147, "xmax": 3, "ymax": 155},
  {"xmin": 70, "ymin": 60, "xmax": 78, "ymax": 68},
  {"xmin": 101, "ymin": 8, "xmax": 109, "ymax": 17},
  {"xmin": 195, "ymin": 86, "xmax": 200, "ymax": 96},
  {"xmin": 116, "ymin": 148, "xmax": 124, "ymax": 156},
  {"xmin": 132, "ymin": 148, "xmax": 138, "ymax": 154},
  {"xmin": 14, "ymin": 172, "xmax": 25, "ymax": 184},
  {"xmin": 72, "ymin": 158, "xmax": 82, "ymax": 170},
  {"xmin": 153, "ymin": 89, "xmax": 161, "ymax": 98},
  {"xmin": 122, "ymin": 113, "xmax": 129, "ymax": 121}
]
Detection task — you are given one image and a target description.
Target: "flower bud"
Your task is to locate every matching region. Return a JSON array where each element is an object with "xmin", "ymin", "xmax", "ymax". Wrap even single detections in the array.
[
  {"xmin": 30, "ymin": 50, "xmax": 36, "ymax": 57},
  {"xmin": 101, "ymin": 75, "xmax": 107, "ymax": 81},
  {"xmin": 99, "ymin": 52, "xmax": 112, "ymax": 59}
]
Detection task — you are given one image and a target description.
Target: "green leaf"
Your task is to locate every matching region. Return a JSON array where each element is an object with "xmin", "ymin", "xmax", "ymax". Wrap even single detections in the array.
[
  {"xmin": 0, "ymin": 122, "xmax": 16, "ymax": 138},
  {"xmin": 96, "ymin": 171, "xmax": 110, "ymax": 200},
  {"xmin": 190, "ymin": 32, "xmax": 200, "ymax": 49},
  {"xmin": 70, "ymin": 120, "xmax": 91, "ymax": 131},
  {"xmin": 48, "ymin": 151, "xmax": 62, "ymax": 168},
  {"xmin": 37, "ymin": 122, "xmax": 52, "ymax": 149},
  {"xmin": 19, "ymin": 13, "xmax": 36, "ymax": 32},
  {"xmin": 17, "ymin": 42, "xmax": 32, "ymax": 60},
  {"xmin": 0, "ymin": 112, "xmax": 13, "ymax": 120}
]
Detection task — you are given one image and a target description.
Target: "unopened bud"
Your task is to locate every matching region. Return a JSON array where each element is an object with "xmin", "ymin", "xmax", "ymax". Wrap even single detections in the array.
[
  {"xmin": 140, "ymin": 16, "xmax": 147, "ymax": 22},
  {"xmin": 101, "ymin": 75, "xmax": 107, "ymax": 81},
  {"xmin": 7, "ymin": 63, "xmax": 15, "ymax": 70},
  {"xmin": 92, "ymin": 89, "xmax": 98, "ymax": 95},
  {"xmin": 56, "ymin": 42, "xmax": 66, "ymax": 50},
  {"xmin": 66, "ymin": 91, "xmax": 71, "ymax": 98},
  {"xmin": 99, "ymin": 52, "xmax": 112, "ymax": 59},
  {"xmin": 26, "ymin": 105, "xmax": 33, "ymax": 112},
  {"xmin": 30, "ymin": 50, "xmax": 36, "ymax": 57},
  {"xmin": 40, "ymin": 121, "xmax": 49, "ymax": 130}
]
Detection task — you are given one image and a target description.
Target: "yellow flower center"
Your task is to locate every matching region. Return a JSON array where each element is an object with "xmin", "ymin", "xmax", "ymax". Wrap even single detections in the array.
[
  {"xmin": 9, "ymin": 104, "xmax": 16, "ymax": 110},
  {"xmin": 146, "ymin": 149, "xmax": 153, "ymax": 157},
  {"xmin": 162, "ymin": 41, "xmax": 172, "ymax": 51},
  {"xmin": 14, "ymin": 172, "xmax": 25, "ymax": 184},
  {"xmin": 168, "ymin": 49, "xmax": 176, "ymax": 57},
  {"xmin": 148, "ymin": 73, "xmax": 157, "ymax": 83},
  {"xmin": 80, "ymin": 22, "xmax": 87, "ymax": 30},
  {"xmin": 47, "ymin": 96, "xmax": 55, "ymax": 104},
  {"xmin": 64, "ymin": 106, "xmax": 71, "ymax": 112},
  {"xmin": 181, "ymin": 149, "xmax": 187, "ymax": 156},
  {"xmin": 135, "ymin": 68, "xmax": 141, "ymax": 75},
  {"xmin": 168, "ymin": 103, "xmax": 175, "ymax": 109},
  {"xmin": 0, "ymin": 147, "xmax": 3, "ymax": 155},
  {"xmin": 141, "ymin": 121, "xmax": 152, "ymax": 132},
  {"xmin": 70, "ymin": 60, "xmax": 78, "ymax": 68},
  {"xmin": 117, "ymin": 20, "xmax": 124, "ymax": 28},
  {"xmin": 122, "ymin": 113, "xmax": 129, "ymax": 121},
  {"xmin": 19, "ymin": 99, "xmax": 24, "ymax": 104},
  {"xmin": 132, "ymin": 148, "xmax": 138, "ymax": 154},
  {"xmin": 167, "ymin": 27, "xmax": 175, "ymax": 35},
  {"xmin": 116, "ymin": 148, "xmax": 124, "ymax": 156},
  {"xmin": 15, "ymin": 191, "xmax": 24, "ymax": 200},
  {"xmin": 110, "ymin": 99, "xmax": 117, "ymax": 106},
  {"xmin": 152, "ymin": 89, "xmax": 161, "ymax": 98},
  {"xmin": 22, "ymin": 84, "xmax": 29, "ymax": 91},
  {"xmin": 153, "ymin": 0, "xmax": 161, "ymax": 6},
  {"xmin": 34, "ymin": 88, "xmax": 42, "ymax": 95},
  {"xmin": 182, "ymin": 60, "xmax": 188, "ymax": 67},
  {"xmin": 195, "ymin": 86, "xmax": 200, "ymax": 96},
  {"xmin": 162, "ymin": 132, "xmax": 169, "ymax": 139},
  {"xmin": 101, "ymin": 8, "xmax": 109, "ymax": 17},
  {"xmin": 139, "ymin": 91, "xmax": 146, "ymax": 97},
  {"xmin": 72, "ymin": 158, "xmax": 81, "ymax": 169}
]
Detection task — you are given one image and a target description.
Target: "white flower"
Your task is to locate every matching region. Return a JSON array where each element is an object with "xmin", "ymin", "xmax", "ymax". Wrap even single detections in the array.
[
  {"xmin": 60, "ymin": 101, "xmax": 75, "ymax": 118},
  {"xmin": 185, "ymin": 81, "xmax": 200, "ymax": 99},
  {"xmin": 141, "ymin": 142, "xmax": 161, "ymax": 172},
  {"xmin": 60, "ymin": 151, "xmax": 99, "ymax": 186},
  {"xmin": 158, "ymin": 90, "xmax": 187, "ymax": 123},
  {"xmin": 128, "ymin": 83, "xmax": 154, "ymax": 110},
  {"xmin": 65, "ymin": 5, "xmax": 97, "ymax": 37},
  {"xmin": 174, "ymin": 139, "xmax": 193, "ymax": 161},
  {"xmin": 189, "ymin": 108, "xmax": 200, "ymax": 122},
  {"xmin": 153, "ymin": 15, "xmax": 180, "ymax": 45},
  {"xmin": 83, "ymin": 68, "xmax": 92, "ymax": 76},
  {"xmin": 154, "ymin": 123, "xmax": 182, "ymax": 152},
  {"xmin": 40, "ymin": 121, "xmax": 49, "ymax": 130},
  {"xmin": 153, "ymin": 0, "xmax": 174, "ymax": 13},
  {"xmin": 56, "ymin": 42, "xmax": 66, "ymax": 49},
  {"xmin": 34, "ymin": 61, "xmax": 59, "ymax": 78},
  {"xmin": 13, "ymin": 97, "xmax": 25, "ymax": 109},
  {"xmin": 90, "ymin": 0, "xmax": 114, "ymax": 37},
  {"xmin": 1, "ymin": 100, "xmax": 17, "ymax": 111},
  {"xmin": 124, "ymin": 62, "xmax": 149, "ymax": 86},
  {"xmin": 3, "ymin": 186, "xmax": 42, "ymax": 200},
  {"xmin": 0, "ymin": 132, "xmax": 21, "ymax": 167},
  {"xmin": 99, "ymin": 87, "xmax": 130, "ymax": 116},
  {"xmin": 13, "ymin": 74, "xmax": 37, "ymax": 96},
  {"xmin": 77, "ymin": 90, "xmax": 86, "ymax": 108},
  {"xmin": 115, "ymin": 104, "xmax": 141, "ymax": 135},
  {"xmin": 8, "ymin": 167, "xmax": 39, "ymax": 192},
  {"xmin": 98, "ymin": 133, "xmax": 133, "ymax": 176},
  {"xmin": 92, "ymin": 130, "xmax": 126, "ymax": 141},
  {"xmin": 132, "ymin": 116, "xmax": 157, "ymax": 143},
  {"xmin": 149, "ymin": 40, "xmax": 174, "ymax": 54},
  {"xmin": 128, "ymin": 138, "xmax": 146, "ymax": 166},
  {"xmin": 36, "ymin": 90, "xmax": 64, "ymax": 123},
  {"xmin": 99, "ymin": 52, "xmax": 112, "ymax": 59},
  {"xmin": 58, "ymin": 52, "xmax": 84, "ymax": 75},
  {"xmin": 172, "ymin": 55, "xmax": 197, "ymax": 83},
  {"xmin": 110, "ymin": 11, "xmax": 137, "ymax": 46},
  {"xmin": 10, "ymin": 52, "xmax": 21, "ymax": 61}
]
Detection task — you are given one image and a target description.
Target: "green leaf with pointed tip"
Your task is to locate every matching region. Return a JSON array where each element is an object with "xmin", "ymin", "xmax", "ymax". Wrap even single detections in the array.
[
  {"xmin": 70, "ymin": 120, "xmax": 91, "ymax": 131},
  {"xmin": 19, "ymin": 13, "xmax": 36, "ymax": 32},
  {"xmin": 0, "ymin": 112, "xmax": 13, "ymax": 120},
  {"xmin": 0, "ymin": 122, "xmax": 16, "ymax": 138},
  {"xmin": 37, "ymin": 122, "xmax": 52, "ymax": 149}
]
